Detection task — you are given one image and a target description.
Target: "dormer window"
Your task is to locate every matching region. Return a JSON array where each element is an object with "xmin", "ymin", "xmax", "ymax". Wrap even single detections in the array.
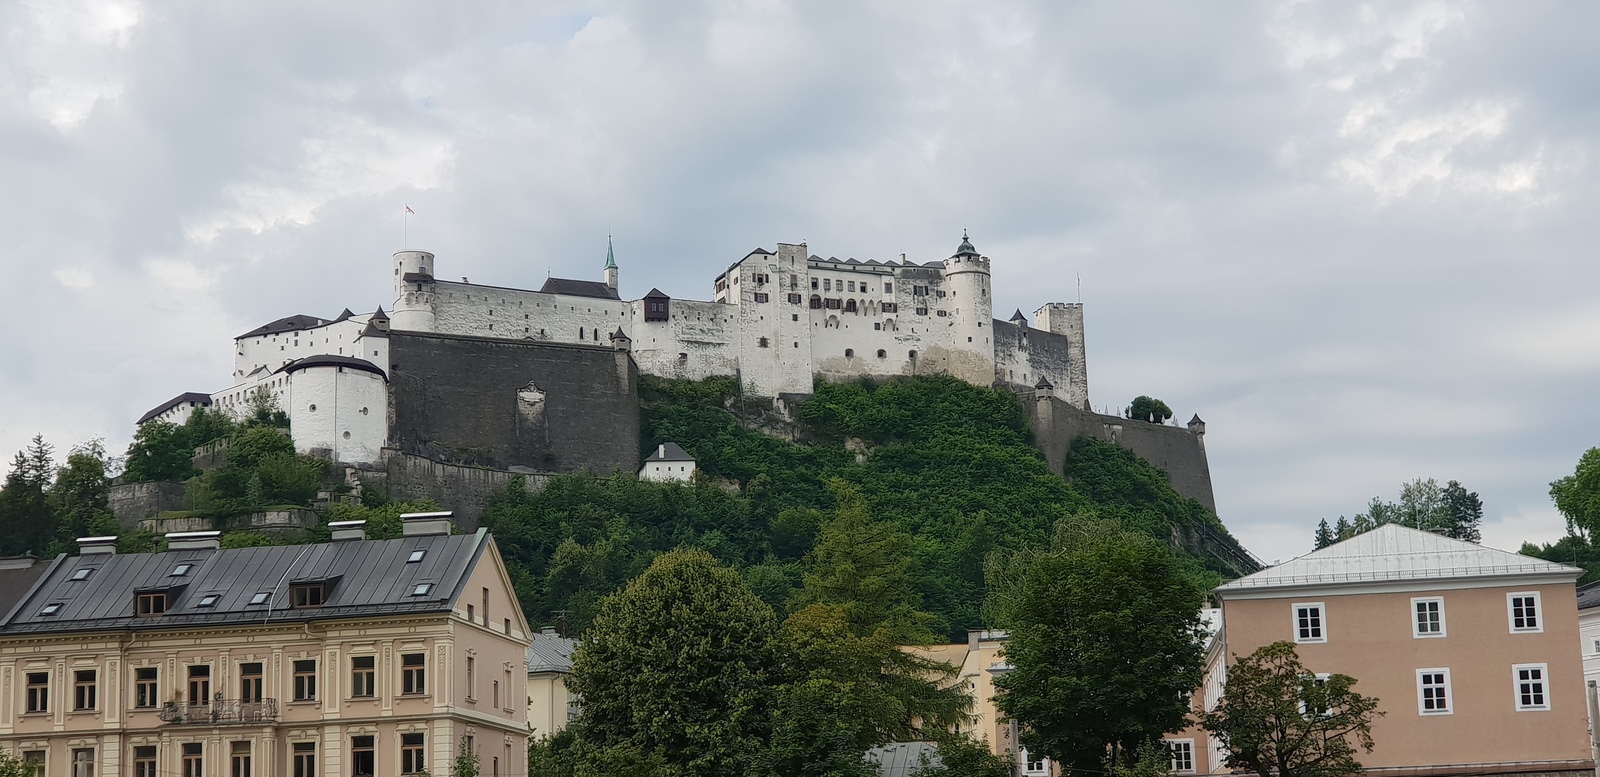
[
  {"xmin": 291, "ymin": 583, "xmax": 325, "ymax": 608},
  {"xmin": 407, "ymin": 550, "xmax": 426, "ymax": 563},
  {"xmin": 248, "ymin": 592, "xmax": 271, "ymax": 606},
  {"xmin": 136, "ymin": 592, "xmax": 168, "ymax": 616},
  {"xmin": 171, "ymin": 564, "xmax": 193, "ymax": 577},
  {"xmin": 197, "ymin": 594, "xmax": 220, "ymax": 608},
  {"xmin": 70, "ymin": 568, "xmax": 93, "ymax": 581},
  {"xmin": 40, "ymin": 602, "xmax": 63, "ymax": 616}
]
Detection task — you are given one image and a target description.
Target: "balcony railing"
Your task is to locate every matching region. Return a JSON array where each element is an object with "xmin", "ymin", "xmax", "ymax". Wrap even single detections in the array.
[{"xmin": 159, "ymin": 699, "xmax": 279, "ymax": 725}]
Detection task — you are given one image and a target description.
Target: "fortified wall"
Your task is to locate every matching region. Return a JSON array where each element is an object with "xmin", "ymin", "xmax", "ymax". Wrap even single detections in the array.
[{"xmin": 1027, "ymin": 392, "xmax": 1216, "ymax": 513}]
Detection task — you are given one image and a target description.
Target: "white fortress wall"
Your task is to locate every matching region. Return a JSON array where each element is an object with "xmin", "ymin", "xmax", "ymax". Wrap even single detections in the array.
[
  {"xmin": 285, "ymin": 363, "xmax": 388, "ymax": 465},
  {"xmin": 628, "ymin": 298, "xmax": 740, "ymax": 381},
  {"xmin": 429, "ymin": 280, "xmax": 631, "ymax": 345},
  {"xmin": 726, "ymin": 244, "xmax": 816, "ymax": 397},
  {"xmin": 233, "ymin": 314, "xmax": 373, "ymax": 380}
]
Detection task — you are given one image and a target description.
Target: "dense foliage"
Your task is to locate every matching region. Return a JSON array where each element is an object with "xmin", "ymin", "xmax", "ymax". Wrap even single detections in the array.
[
  {"xmin": 1203, "ymin": 642, "xmax": 1381, "ymax": 777},
  {"xmin": 1312, "ymin": 478, "xmax": 1483, "ymax": 549},
  {"xmin": 486, "ymin": 374, "xmax": 1247, "ymax": 639},
  {"xmin": 0, "ymin": 436, "xmax": 122, "ymax": 557},
  {"xmin": 1126, "ymin": 395, "xmax": 1173, "ymax": 424},
  {"xmin": 986, "ymin": 517, "xmax": 1209, "ymax": 770}
]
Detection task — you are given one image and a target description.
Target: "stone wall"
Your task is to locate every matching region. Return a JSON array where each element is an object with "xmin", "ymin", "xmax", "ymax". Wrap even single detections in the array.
[
  {"xmin": 138, "ymin": 509, "xmax": 319, "ymax": 535},
  {"xmin": 1028, "ymin": 393, "xmax": 1216, "ymax": 513},
  {"xmin": 387, "ymin": 331, "xmax": 639, "ymax": 475},
  {"xmin": 355, "ymin": 449, "xmax": 551, "ymax": 528},
  {"xmin": 108, "ymin": 481, "xmax": 187, "ymax": 528},
  {"xmin": 992, "ymin": 320, "xmax": 1077, "ymax": 404}
]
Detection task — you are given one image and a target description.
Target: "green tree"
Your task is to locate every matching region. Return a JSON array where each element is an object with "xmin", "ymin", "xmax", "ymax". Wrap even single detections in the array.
[
  {"xmin": 1332, "ymin": 516, "xmax": 1352, "ymax": 541},
  {"xmin": 907, "ymin": 733, "xmax": 1015, "ymax": 777},
  {"xmin": 986, "ymin": 517, "xmax": 1208, "ymax": 769},
  {"xmin": 1126, "ymin": 396, "xmax": 1173, "ymax": 424},
  {"xmin": 242, "ymin": 386, "xmax": 291, "ymax": 428},
  {"xmin": 1202, "ymin": 642, "xmax": 1382, "ymax": 777},
  {"xmin": 452, "ymin": 734, "xmax": 480, "ymax": 777},
  {"xmin": 1441, "ymin": 480, "xmax": 1482, "ymax": 543},
  {"xmin": 0, "ymin": 436, "xmax": 57, "ymax": 556},
  {"xmin": 0, "ymin": 746, "xmax": 40, "ymax": 777},
  {"xmin": 566, "ymin": 548, "xmax": 783, "ymax": 777},
  {"xmin": 1312, "ymin": 519, "xmax": 1334, "ymax": 549},
  {"xmin": 50, "ymin": 439, "xmax": 117, "ymax": 550},
  {"xmin": 122, "ymin": 421, "xmax": 195, "ymax": 482},
  {"xmin": 1551, "ymin": 448, "xmax": 1600, "ymax": 541}
]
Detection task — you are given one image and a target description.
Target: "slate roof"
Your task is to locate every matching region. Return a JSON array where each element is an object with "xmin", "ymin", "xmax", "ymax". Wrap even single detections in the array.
[
  {"xmin": 866, "ymin": 742, "xmax": 940, "ymax": 777},
  {"xmin": 1215, "ymin": 524, "xmax": 1582, "ymax": 595},
  {"xmin": 527, "ymin": 628, "xmax": 578, "ymax": 674},
  {"xmin": 136, "ymin": 392, "xmax": 214, "ymax": 425},
  {"xmin": 236, "ymin": 314, "xmax": 329, "ymax": 340},
  {"xmin": 1578, "ymin": 581, "xmax": 1600, "ymax": 611},
  {"xmin": 539, "ymin": 277, "xmax": 621, "ymax": 300},
  {"xmin": 0, "ymin": 532, "xmax": 490, "ymax": 635},
  {"xmin": 643, "ymin": 288, "xmax": 669, "ymax": 300},
  {"xmin": 278, "ymin": 354, "xmax": 387, "ymax": 379},
  {"xmin": 0, "ymin": 557, "xmax": 55, "ymax": 623},
  {"xmin": 643, "ymin": 442, "xmax": 695, "ymax": 463}
]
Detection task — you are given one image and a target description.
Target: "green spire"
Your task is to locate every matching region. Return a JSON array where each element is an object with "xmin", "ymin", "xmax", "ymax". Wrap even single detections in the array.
[{"xmin": 604, "ymin": 235, "xmax": 617, "ymax": 269}]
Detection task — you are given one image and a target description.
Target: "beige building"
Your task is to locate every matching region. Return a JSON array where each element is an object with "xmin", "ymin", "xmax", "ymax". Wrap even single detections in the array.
[
  {"xmin": 0, "ymin": 514, "xmax": 530, "ymax": 777},
  {"xmin": 1168, "ymin": 524, "xmax": 1593, "ymax": 777},
  {"xmin": 910, "ymin": 630, "xmax": 1052, "ymax": 776},
  {"xmin": 525, "ymin": 627, "xmax": 578, "ymax": 740}
]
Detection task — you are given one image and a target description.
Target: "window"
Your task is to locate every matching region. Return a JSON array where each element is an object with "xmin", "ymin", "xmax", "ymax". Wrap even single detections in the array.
[
  {"xmin": 172, "ymin": 563, "xmax": 193, "ymax": 576},
  {"xmin": 467, "ymin": 603, "xmax": 475, "ymax": 622},
  {"xmin": 1298, "ymin": 673, "xmax": 1332, "ymax": 718},
  {"xmin": 758, "ymin": 336, "xmax": 769, "ymax": 348},
  {"xmin": 844, "ymin": 299, "xmax": 858, "ymax": 312},
  {"xmin": 291, "ymin": 583, "xmax": 324, "ymax": 608},
  {"xmin": 492, "ymin": 679, "xmax": 501, "ymax": 708},
  {"xmin": 1509, "ymin": 592, "xmax": 1542, "ymax": 632},
  {"xmin": 1167, "ymin": 739, "xmax": 1195, "ymax": 773},
  {"xmin": 915, "ymin": 307, "xmax": 928, "ymax": 316},
  {"xmin": 240, "ymin": 662, "xmax": 263, "ymax": 702},
  {"xmin": 411, "ymin": 583, "xmax": 433, "ymax": 596},
  {"xmin": 883, "ymin": 302, "xmax": 897, "ymax": 313},
  {"xmin": 844, "ymin": 349, "xmax": 854, "ymax": 358},
  {"xmin": 787, "ymin": 293, "xmax": 802, "ymax": 304},
  {"xmin": 134, "ymin": 746, "xmax": 157, "ymax": 777},
  {"xmin": 197, "ymin": 594, "xmax": 220, "ymax": 607},
  {"xmin": 402, "ymin": 653, "xmax": 426, "ymax": 695},
  {"xmin": 402, "ymin": 733, "xmax": 426, "ymax": 774},
  {"xmin": 810, "ymin": 278, "xmax": 818, "ymax": 290},
  {"xmin": 136, "ymin": 592, "xmax": 168, "ymax": 616},
  {"xmin": 182, "ymin": 743, "xmax": 203, "ymax": 777},
  {"xmin": 1514, "ymin": 663, "xmax": 1550, "ymax": 710},
  {"xmin": 408, "ymin": 550, "xmax": 426, "ymax": 563},
  {"xmin": 26, "ymin": 671, "xmax": 49, "ymax": 712},
  {"xmin": 188, "ymin": 665, "xmax": 211, "ymax": 703},
  {"xmin": 74, "ymin": 669, "xmax": 97, "ymax": 710},
  {"xmin": 908, "ymin": 350, "xmax": 917, "ymax": 359},
  {"xmin": 809, "ymin": 295, "xmax": 822, "ymax": 309},
  {"xmin": 467, "ymin": 656, "xmax": 476, "ymax": 700},
  {"xmin": 71, "ymin": 567, "xmax": 93, "ymax": 581},
  {"xmin": 231, "ymin": 741, "xmax": 252, "ymax": 777},
  {"xmin": 823, "ymin": 278, "xmax": 831, "ymax": 291},
  {"xmin": 352, "ymin": 735, "xmax": 375, "ymax": 776},
  {"xmin": 247, "ymin": 592, "xmax": 271, "ymax": 606},
  {"xmin": 1413, "ymin": 597, "xmax": 1445, "ymax": 637},
  {"xmin": 1417, "ymin": 668, "xmax": 1451, "ymax": 714},
  {"xmin": 913, "ymin": 285, "xmax": 927, "ymax": 296},
  {"xmin": 292, "ymin": 742, "xmax": 316, "ymax": 777},
  {"xmin": 352, "ymin": 656, "xmax": 376, "ymax": 697},
  {"xmin": 1293, "ymin": 602, "xmax": 1326, "ymax": 643},
  {"xmin": 292, "ymin": 659, "xmax": 317, "ymax": 701},
  {"xmin": 135, "ymin": 667, "xmax": 158, "ymax": 708},
  {"xmin": 876, "ymin": 349, "xmax": 886, "ymax": 358},
  {"xmin": 72, "ymin": 748, "xmax": 94, "ymax": 777},
  {"xmin": 754, "ymin": 292, "xmax": 769, "ymax": 303},
  {"xmin": 483, "ymin": 588, "xmax": 490, "ymax": 625}
]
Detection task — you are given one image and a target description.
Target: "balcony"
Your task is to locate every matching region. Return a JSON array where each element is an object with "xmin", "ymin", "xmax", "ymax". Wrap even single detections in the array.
[{"xmin": 159, "ymin": 699, "xmax": 279, "ymax": 725}]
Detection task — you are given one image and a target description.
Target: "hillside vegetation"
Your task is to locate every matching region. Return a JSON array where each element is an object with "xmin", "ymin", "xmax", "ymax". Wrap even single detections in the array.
[{"xmin": 484, "ymin": 375, "xmax": 1248, "ymax": 638}]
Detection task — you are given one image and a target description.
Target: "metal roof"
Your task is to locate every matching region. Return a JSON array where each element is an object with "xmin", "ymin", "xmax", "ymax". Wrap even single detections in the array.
[
  {"xmin": 1215, "ymin": 524, "xmax": 1582, "ymax": 595},
  {"xmin": 0, "ymin": 532, "xmax": 490, "ymax": 635},
  {"xmin": 526, "ymin": 628, "xmax": 577, "ymax": 674},
  {"xmin": 866, "ymin": 742, "xmax": 940, "ymax": 776},
  {"xmin": 236, "ymin": 314, "xmax": 329, "ymax": 340},
  {"xmin": 0, "ymin": 557, "xmax": 56, "ymax": 622},
  {"xmin": 643, "ymin": 442, "xmax": 695, "ymax": 463},
  {"xmin": 278, "ymin": 354, "xmax": 387, "ymax": 379},
  {"xmin": 136, "ymin": 392, "xmax": 214, "ymax": 424},
  {"xmin": 539, "ymin": 277, "xmax": 621, "ymax": 300},
  {"xmin": 1578, "ymin": 581, "xmax": 1600, "ymax": 611}
]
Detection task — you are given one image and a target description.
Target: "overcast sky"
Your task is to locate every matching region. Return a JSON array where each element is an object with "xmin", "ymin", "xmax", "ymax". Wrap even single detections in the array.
[{"xmin": 2, "ymin": 1, "xmax": 1596, "ymax": 564}]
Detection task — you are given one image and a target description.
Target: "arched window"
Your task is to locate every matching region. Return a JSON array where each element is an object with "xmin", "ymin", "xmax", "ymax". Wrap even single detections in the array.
[
  {"xmin": 579, "ymin": 327, "xmax": 585, "ymax": 339},
  {"xmin": 845, "ymin": 349, "xmax": 854, "ymax": 358},
  {"xmin": 845, "ymin": 299, "xmax": 858, "ymax": 313},
  {"xmin": 809, "ymin": 295, "xmax": 823, "ymax": 309},
  {"xmin": 908, "ymin": 350, "xmax": 918, "ymax": 359},
  {"xmin": 876, "ymin": 349, "xmax": 886, "ymax": 358}
]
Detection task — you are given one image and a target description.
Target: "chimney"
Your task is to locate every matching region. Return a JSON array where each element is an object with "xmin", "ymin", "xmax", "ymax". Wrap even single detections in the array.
[
  {"xmin": 329, "ymin": 520, "xmax": 367, "ymax": 541},
  {"xmin": 968, "ymin": 630, "xmax": 981, "ymax": 650},
  {"xmin": 401, "ymin": 511, "xmax": 454, "ymax": 537},
  {"xmin": 540, "ymin": 626, "xmax": 557, "ymax": 636},
  {"xmin": 657, "ymin": 444, "xmax": 665, "ymax": 458},
  {"xmin": 165, "ymin": 531, "xmax": 222, "ymax": 551},
  {"xmin": 78, "ymin": 536, "xmax": 118, "ymax": 555}
]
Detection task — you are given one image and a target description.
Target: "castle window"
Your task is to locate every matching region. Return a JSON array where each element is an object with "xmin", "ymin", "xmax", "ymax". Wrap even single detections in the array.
[
  {"xmin": 913, "ymin": 285, "xmax": 928, "ymax": 296},
  {"xmin": 968, "ymin": 337, "xmax": 972, "ymax": 342},
  {"xmin": 883, "ymin": 302, "xmax": 897, "ymax": 313},
  {"xmin": 915, "ymin": 307, "xmax": 928, "ymax": 316},
  {"xmin": 885, "ymin": 282, "xmax": 892, "ymax": 293},
  {"xmin": 579, "ymin": 327, "xmax": 584, "ymax": 339},
  {"xmin": 678, "ymin": 353, "xmax": 688, "ymax": 363},
  {"xmin": 787, "ymin": 293, "xmax": 802, "ymax": 304},
  {"xmin": 825, "ymin": 298, "xmax": 842, "ymax": 310},
  {"xmin": 809, "ymin": 295, "xmax": 822, "ymax": 309},
  {"xmin": 823, "ymin": 279, "xmax": 831, "ymax": 291},
  {"xmin": 758, "ymin": 337, "xmax": 769, "ymax": 348},
  {"xmin": 792, "ymin": 314, "xmax": 799, "ymax": 322},
  {"xmin": 790, "ymin": 275, "xmax": 797, "ymax": 289},
  {"xmin": 845, "ymin": 299, "xmax": 857, "ymax": 313},
  {"xmin": 909, "ymin": 350, "xmax": 918, "ymax": 359},
  {"xmin": 937, "ymin": 290, "xmax": 946, "ymax": 297},
  {"xmin": 876, "ymin": 349, "xmax": 886, "ymax": 358},
  {"xmin": 937, "ymin": 310, "xmax": 948, "ymax": 317},
  {"xmin": 754, "ymin": 293, "xmax": 769, "ymax": 303},
  {"xmin": 874, "ymin": 323, "xmax": 880, "ymax": 330},
  {"xmin": 811, "ymin": 278, "xmax": 818, "ymax": 290},
  {"xmin": 847, "ymin": 280, "xmax": 856, "ymax": 292},
  {"xmin": 845, "ymin": 349, "xmax": 854, "ymax": 358}
]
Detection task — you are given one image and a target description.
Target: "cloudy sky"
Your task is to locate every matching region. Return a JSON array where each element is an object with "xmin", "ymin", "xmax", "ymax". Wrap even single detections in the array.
[{"xmin": 2, "ymin": 0, "xmax": 1596, "ymax": 563}]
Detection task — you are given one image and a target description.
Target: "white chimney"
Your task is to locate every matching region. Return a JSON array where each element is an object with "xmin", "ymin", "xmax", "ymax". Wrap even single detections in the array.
[
  {"xmin": 401, "ymin": 511, "xmax": 454, "ymax": 537},
  {"xmin": 165, "ymin": 531, "xmax": 222, "ymax": 551},
  {"xmin": 77, "ymin": 536, "xmax": 118, "ymax": 555},
  {"xmin": 329, "ymin": 520, "xmax": 367, "ymax": 541}
]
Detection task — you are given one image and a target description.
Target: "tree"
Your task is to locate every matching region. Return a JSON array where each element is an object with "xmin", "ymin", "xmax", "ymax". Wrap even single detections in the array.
[
  {"xmin": 1312, "ymin": 519, "xmax": 1334, "ymax": 549},
  {"xmin": 1202, "ymin": 642, "xmax": 1382, "ymax": 777},
  {"xmin": 1126, "ymin": 396, "xmax": 1173, "ymax": 424},
  {"xmin": 1551, "ymin": 448, "xmax": 1600, "ymax": 541},
  {"xmin": 452, "ymin": 735, "xmax": 480, "ymax": 777},
  {"xmin": 566, "ymin": 548, "xmax": 783, "ymax": 777},
  {"xmin": 1441, "ymin": 480, "xmax": 1482, "ymax": 543},
  {"xmin": 986, "ymin": 516, "xmax": 1208, "ymax": 770},
  {"xmin": 122, "ymin": 421, "xmax": 195, "ymax": 483},
  {"xmin": 0, "ymin": 436, "xmax": 57, "ymax": 556},
  {"xmin": 0, "ymin": 746, "xmax": 38, "ymax": 777},
  {"xmin": 51, "ymin": 439, "xmax": 116, "ymax": 548},
  {"xmin": 907, "ymin": 733, "xmax": 1015, "ymax": 777}
]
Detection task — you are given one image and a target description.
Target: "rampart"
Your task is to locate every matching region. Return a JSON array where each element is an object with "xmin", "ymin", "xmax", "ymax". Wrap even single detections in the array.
[
  {"xmin": 108, "ymin": 481, "xmax": 187, "ymax": 527},
  {"xmin": 1028, "ymin": 393, "xmax": 1216, "ymax": 513},
  {"xmin": 355, "ymin": 449, "xmax": 550, "ymax": 528}
]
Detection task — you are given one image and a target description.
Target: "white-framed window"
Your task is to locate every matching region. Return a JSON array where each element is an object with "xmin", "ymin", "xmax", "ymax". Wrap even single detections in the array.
[
  {"xmin": 1508, "ymin": 592, "xmax": 1543, "ymax": 633},
  {"xmin": 1412, "ymin": 597, "xmax": 1446, "ymax": 638},
  {"xmin": 1513, "ymin": 663, "xmax": 1550, "ymax": 711},
  {"xmin": 1299, "ymin": 673, "xmax": 1332, "ymax": 718},
  {"xmin": 1293, "ymin": 602, "xmax": 1327, "ymax": 643},
  {"xmin": 1592, "ymin": 637, "xmax": 1600, "ymax": 655},
  {"xmin": 1167, "ymin": 739, "xmax": 1195, "ymax": 773},
  {"xmin": 1416, "ymin": 668, "xmax": 1452, "ymax": 715},
  {"xmin": 1018, "ymin": 749, "xmax": 1049, "ymax": 776}
]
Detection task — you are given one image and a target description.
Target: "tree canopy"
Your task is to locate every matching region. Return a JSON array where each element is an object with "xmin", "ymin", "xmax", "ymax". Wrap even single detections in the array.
[
  {"xmin": 1126, "ymin": 396, "xmax": 1173, "ymax": 424},
  {"xmin": 1315, "ymin": 478, "xmax": 1482, "ymax": 549}
]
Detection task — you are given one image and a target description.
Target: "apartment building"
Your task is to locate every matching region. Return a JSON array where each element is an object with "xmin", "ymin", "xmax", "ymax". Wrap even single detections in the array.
[
  {"xmin": 1166, "ymin": 524, "xmax": 1593, "ymax": 776},
  {"xmin": 0, "ymin": 514, "xmax": 530, "ymax": 777}
]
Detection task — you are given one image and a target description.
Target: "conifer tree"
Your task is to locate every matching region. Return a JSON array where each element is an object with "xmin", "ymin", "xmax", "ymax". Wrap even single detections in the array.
[
  {"xmin": 1441, "ymin": 480, "xmax": 1483, "ymax": 543},
  {"xmin": 1313, "ymin": 519, "xmax": 1334, "ymax": 549},
  {"xmin": 0, "ymin": 436, "xmax": 57, "ymax": 556}
]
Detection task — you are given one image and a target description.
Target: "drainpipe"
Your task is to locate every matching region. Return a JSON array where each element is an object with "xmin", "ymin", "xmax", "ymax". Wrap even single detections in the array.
[{"xmin": 1588, "ymin": 680, "xmax": 1600, "ymax": 776}]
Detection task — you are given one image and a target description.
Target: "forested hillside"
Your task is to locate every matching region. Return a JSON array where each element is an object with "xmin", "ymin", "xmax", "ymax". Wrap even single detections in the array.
[{"xmin": 483, "ymin": 375, "xmax": 1250, "ymax": 638}]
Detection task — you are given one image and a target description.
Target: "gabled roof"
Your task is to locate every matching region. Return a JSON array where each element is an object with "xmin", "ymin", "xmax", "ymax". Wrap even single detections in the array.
[
  {"xmin": 539, "ymin": 277, "xmax": 621, "ymax": 300},
  {"xmin": 643, "ymin": 442, "xmax": 694, "ymax": 462},
  {"xmin": 1215, "ymin": 524, "xmax": 1582, "ymax": 598},
  {"xmin": 236, "ymin": 314, "xmax": 329, "ymax": 340},
  {"xmin": 527, "ymin": 628, "xmax": 577, "ymax": 674},
  {"xmin": 137, "ymin": 392, "xmax": 214, "ymax": 425},
  {"xmin": 370, "ymin": 306, "xmax": 389, "ymax": 321},
  {"xmin": 1577, "ymin": 581, "xmax": 1600, "ymax": 611},
  {"xmin": 643, "ymin": 288, "xmax": 669, "ymax": 300},
  {"xmin": 333, "ymin": 308, "xmax": 355, "ymax": 322},
  {"xmin": 745, "ymin": 247, "xmax": 773, "ymax": 257},
  {"xmin": 0, "ymin": 532, "xmax": 491, "ymax": 635}
]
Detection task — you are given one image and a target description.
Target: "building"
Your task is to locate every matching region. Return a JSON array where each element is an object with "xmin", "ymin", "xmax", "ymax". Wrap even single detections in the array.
[
  {"xmin": 135, "ymin": 393, "xmax": 214, "ymax": 428},
  {"xmin": 638, "ymin": 443, "xmax": 696, "ymax": 482},
  {"xmin": 526, "ymin": 627, "xmax": 578, "ymax": 740},
  {"xmin": 0, "ymin": 514, "xmax": 530, "ymax": 777},
  {"xmin": 1168, "ymin": 524, "xmax": 1593, "ymax": 776},
  {"xmin": 909, "ymin": 630, "xmax": 1052, "ymax": 776},
  {"xmin": 136, "ymin": 232, "xmax": 1089, "ymax": 469}
]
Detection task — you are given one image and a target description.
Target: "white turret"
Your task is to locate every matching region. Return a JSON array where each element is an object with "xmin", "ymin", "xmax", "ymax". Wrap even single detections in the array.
[
  {"xmin": 391, "ymin": 250, "xmax": 437, "ymax": 332},
  {"xmin": 942, "ymin": 231, "xmax": 994, "ymax": 385}
]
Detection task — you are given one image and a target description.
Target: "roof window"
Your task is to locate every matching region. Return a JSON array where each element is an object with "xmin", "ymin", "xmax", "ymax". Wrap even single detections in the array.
[
  {"xmin": 70, "ymin": 568, "xmax": 93, "ymax": 581},
  {"xmin": 408, "ymin": 550, "xmax": 426, "ymax": 563},
  {"xmin": 291, "ymin": 583, "xmax": 325, "ymax": 608},
  {"xmin": 248, "ymin": 592, "xmax": 271, "ymax": 606},
  {"xmin": 135, "ymin": 592, "xmax": 168, "ymax": 616},
  {"xmin": 410, "ymin": 583, "xmax": 434, "ymax": 597},
  {"xmin": 171, "ymin": 564, "xmax": 193, "ymax": 576},
  {"xmin": 197, "ymin": 594, "xmax": 220, "ymax": 607},
  {"xmin": 40, "ymin": 602, "xmax": 63, "ymax": 616}
]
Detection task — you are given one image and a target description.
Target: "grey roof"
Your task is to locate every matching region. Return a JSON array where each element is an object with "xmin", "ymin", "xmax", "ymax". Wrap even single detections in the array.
[
  {"xmin": 236, "ymin": 314, "xmax": 328, "ymax": 340},
  {"xmin": 540, "ymin": 277, "xmax": 621, "ymax": 300},
  {"xmin": 527, "ymin": 628, "xmax": 578, "ymax": 674},
  {"xmin": 1009, "ymin": 309, "xmax": 1027, "ymax": 323},
  {"xmin": 745, "ymin": 247, "xmax": 773, "ymax": 256},
  {"xmin": 643, "ymin": 287, "xmax": 669, "ymax": 299},
  {"xmin": 370, "ymin": 306, "xmax": 389, "ymax": 321},
  {"xmin": 278, "ymin": 354, "xmax": 387, "ymax": 379},
  {"xmin": 0, "ymin": 556, "xmax": 56, "ymax": 622},
  {"xmin": 1579, "ymin": 581, "xmax": 1600, "ymax": 611},
  {"xmin": 643, "ymin": 442, "xmax": 695, "ymax": 463},
  {"xmin": 402, "ymin": 272, "xmax": 434, "ymax": 284},
  {"xmin": 137, "ymin": 392, "xmax": 214, "ymax": 424},
  {"xmin": 954, "ymin": 231, "xmax": 979, "ymax": 257},
  {"xmin": 334, "ymin": 308, "xmax": 355, "ymax": 322},
  {"xmin": 866, "ymin": 742, "xmax": 940, "ymax": 777},
  {"xmin": 0, "ymin": 532, "xmax": 491, "ymax": 635}
]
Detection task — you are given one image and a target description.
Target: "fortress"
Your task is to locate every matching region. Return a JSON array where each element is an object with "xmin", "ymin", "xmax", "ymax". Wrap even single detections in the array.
[{"xmin": 141, "ymin": 233, "xmax": 1090, "ymax": 470}]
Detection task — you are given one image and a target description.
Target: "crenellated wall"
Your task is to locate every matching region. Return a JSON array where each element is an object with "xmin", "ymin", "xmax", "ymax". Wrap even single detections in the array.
[{"xmin": 1029, "ymin": 393, "xmax": 1215, "ymax": 512}]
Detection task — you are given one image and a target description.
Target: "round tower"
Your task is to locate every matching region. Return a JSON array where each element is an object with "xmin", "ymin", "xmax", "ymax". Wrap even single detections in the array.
[
  {"xmin": 390, "ymin": 249, "xmax": 437, "ymax": 332},
  {"xmin": 942, "ymin": 231, "xmax": 994, "ymax": 384}
]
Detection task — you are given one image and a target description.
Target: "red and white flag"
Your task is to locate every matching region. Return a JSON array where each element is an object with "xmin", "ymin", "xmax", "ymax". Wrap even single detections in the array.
[{"xmin": 405, "ymin": 205, "xmax": 415, "ymax": 215}]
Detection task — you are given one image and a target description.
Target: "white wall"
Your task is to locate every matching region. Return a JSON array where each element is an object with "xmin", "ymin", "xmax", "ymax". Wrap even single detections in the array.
[
  {"xmin": 639, "ymin": 460, "xmax": 696, "ymax": 482},
  {"xmin": 234, "ymin": 314, "xmax": 376, "ymax": 381},
  {"xmin": 431, "ymin": 281, "xmax": 632, "ymax": 346},
  {"xmin": 286, "ymin": 366, "xmax": 388, "ymax": 465}
]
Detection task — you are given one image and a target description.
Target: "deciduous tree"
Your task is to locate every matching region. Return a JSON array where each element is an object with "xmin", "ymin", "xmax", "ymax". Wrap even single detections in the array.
[
  {"xmin": 1126, "ymin": 396, "xmax": 1173, "ymax": 424},
  {"xmin": 1551, "ymin": 448, "xmax": 1600, "ymax": 541}
]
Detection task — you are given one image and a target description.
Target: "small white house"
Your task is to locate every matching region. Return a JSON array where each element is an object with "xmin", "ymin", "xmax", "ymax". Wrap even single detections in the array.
[{"xmin": 639, "ymin": 442, "xmax": 696, "ymax": 482}]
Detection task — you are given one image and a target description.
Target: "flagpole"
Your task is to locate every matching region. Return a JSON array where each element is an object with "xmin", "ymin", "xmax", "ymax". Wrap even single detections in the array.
[{"xmin": 403, "ymin": 205, "xmax": 409, "ymax": 249}]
